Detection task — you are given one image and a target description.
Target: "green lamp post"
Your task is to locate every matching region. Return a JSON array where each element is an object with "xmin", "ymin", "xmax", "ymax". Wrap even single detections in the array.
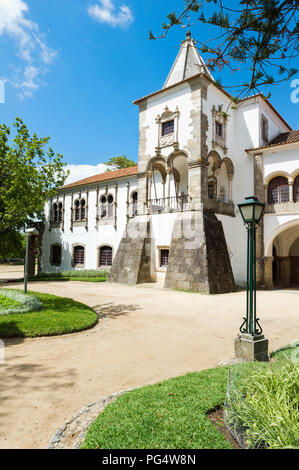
[{"xmin": 235, "ymin": 196, "xmax": 269, "ymax": 362}]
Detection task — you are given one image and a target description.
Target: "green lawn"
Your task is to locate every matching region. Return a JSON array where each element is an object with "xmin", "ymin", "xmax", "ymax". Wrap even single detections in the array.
[
  {"xmin": 82, "ymin": 348, "xmax": 294, "ymax": 450},
  {"xmin": 0, "ymin": 290, "xmax": 98, "ymax": 338},
  {"xmin": 0, "ymin": 294, "xmax": 20, "ymax": 310}
]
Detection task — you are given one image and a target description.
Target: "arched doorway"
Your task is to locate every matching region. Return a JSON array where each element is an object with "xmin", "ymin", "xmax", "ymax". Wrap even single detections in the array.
[
  {"xmin": 266, "ymin": 221, "xmax": 299, "ymax": 288},
  {"xmin": 290, "ymin": 238, "xmax": 299, "ymax": 285}
]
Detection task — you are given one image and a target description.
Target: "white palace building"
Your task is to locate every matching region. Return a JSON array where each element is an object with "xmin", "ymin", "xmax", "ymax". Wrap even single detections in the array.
[{"xmin": 41, "ymin": 33, "xmax": 299, "ymax": 292}]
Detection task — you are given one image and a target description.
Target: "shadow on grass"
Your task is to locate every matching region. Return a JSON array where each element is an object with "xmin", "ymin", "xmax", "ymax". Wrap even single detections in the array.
[{"xmin": 92, "ymin": 302, "xmax": 140, "ymax": 319}]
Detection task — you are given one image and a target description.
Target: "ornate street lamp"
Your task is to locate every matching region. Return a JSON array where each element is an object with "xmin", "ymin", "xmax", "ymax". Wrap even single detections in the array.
[
  {"xmin": 235, "ymin": 196, "xmax": 269, "ymax": 362},
  {"xmin": 238, "ymin": 196, "xmax": 265, "ymax": 336}
]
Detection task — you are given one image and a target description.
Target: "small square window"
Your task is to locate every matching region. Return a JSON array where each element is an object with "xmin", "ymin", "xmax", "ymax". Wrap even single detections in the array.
[
  {"xmin": 215, "ymin": 121, "xmax": 223, "ymax": 138},
  {"xmin": 162, "ymin": 120, "xmax": 174, "ymax": 136}
]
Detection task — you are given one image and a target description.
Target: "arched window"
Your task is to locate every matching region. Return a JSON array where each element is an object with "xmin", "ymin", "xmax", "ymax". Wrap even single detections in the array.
[
  {"xmin": 58, "ymin": 202, "xmax": 63, "ymax": 222},
  {"xmin": 131, "ymin": 191, "xmax": 138, "ymax": 216},
  {"xmin": 108, "ymin": 195, "xmax": 114, "ymax": 218},
  {"xmin": 100, "ymin": 195, "xmax": 107, "ymax": 218},
  {"xmin": 74, "ymin": 246, "xmax": 85, "ymax": 266},
  {"xmin": 268, "ymin": 177, "xmax": 289, "ymax": 204},
  {"xmin": 52, "ymin": 203, "xmax": 58, "ymax": 223},
  {"xmin": 99, "ymin": 246, "xmax": 112, "ymax": 267},
  {"xmin": 208, "ymin": 179, "xmax": 217, "ymax": 200},
  {"xmin": 50, "ymin": 244, "xmax": 62, "ymax": 266},
  {"xmin": 74, "ymin": 199, "xmax": 86, "ymax": 221},
  {"xmin": 293, "ymin": 175, "xmax": 299, "ymax": 203}
]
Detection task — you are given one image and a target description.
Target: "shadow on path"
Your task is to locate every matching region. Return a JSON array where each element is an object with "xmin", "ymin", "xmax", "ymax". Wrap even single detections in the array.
[{"xmin": 92, "ymin": 302, "xmax": 140, "ymax": 319}]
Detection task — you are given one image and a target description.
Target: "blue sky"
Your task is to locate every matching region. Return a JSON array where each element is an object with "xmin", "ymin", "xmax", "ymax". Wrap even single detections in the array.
[{"xmin": 0, "ymin": 0, "xmax": 298, "ymax": 183}]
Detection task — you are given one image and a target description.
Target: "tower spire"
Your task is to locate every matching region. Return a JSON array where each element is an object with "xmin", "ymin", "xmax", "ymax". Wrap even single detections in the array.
[{"xmin": 163, "ymin": 32, "xmax": 214, "ymax": 89}]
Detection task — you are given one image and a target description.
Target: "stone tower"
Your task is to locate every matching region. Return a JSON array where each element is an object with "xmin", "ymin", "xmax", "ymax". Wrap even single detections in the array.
[{"xmin": 109, "ymin": 33, "xmax": 235, "ymax": 293}]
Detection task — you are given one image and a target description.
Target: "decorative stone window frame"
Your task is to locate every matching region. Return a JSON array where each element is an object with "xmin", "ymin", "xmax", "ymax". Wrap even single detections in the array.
[
  {"xmin": 96, "ymin": 184, "xmax": 118, "ymax": 229},
  {"xmin": 261, "ymin": 114, "xmax": 269, "ymax": 144},
  {"xmin": 212, "ymin": 105, "xmax": 228, "ymax": 154},
  {"xmin": 72, "ymin": 244, "xmax": 86, "ymax": 269},
  {"xmin": 71, "ymin": 190, "xmax": 89, "ymax": 231},
  {"xmin": 98, "ymin": 244, "xmax": 113, "ymax": 270},
  {"xmin": 155, "ymin": 106, "xmax": 180, "ymax": 150},
  {"xmin": 50, "ymin": 243, "xmax": 62, "ymax": 267},
  {"xmin": 156, "ymin": 246, "xmax": 170, "ymax": 273}
]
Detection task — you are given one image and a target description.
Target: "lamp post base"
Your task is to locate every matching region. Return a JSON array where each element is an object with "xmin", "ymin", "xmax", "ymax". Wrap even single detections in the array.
[{"xmin": 234, "ymin": 333, "xmax": 269, "ymax": 362}]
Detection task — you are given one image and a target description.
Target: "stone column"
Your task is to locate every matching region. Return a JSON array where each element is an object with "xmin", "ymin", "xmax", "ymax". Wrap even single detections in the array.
[
  {"xmin": 264, "ymin": 256, "xmax": 274, "ymax": 288},
  {"xmin": 288, "ymin": 180, "xmax": 294, "ymax": 203},
  {"xmin": 147, "ymin": 171, "xmax": 152, "ymax": 204},
  {"xmin": 137, "ymin": 173, "xmax": 147, "ymax": 215},
  {"xmin": 228, "ymin": 174, "xmax": 233, "ymax": 202},
  {"xmin": 254, "ymin": 153, "xmax": 265, "ymax": 286},
  {"xmin": 188, "ymin": 162, "xmax": 208, "ymax": 210},
  {"xmin": 280, "ymin": 257, "xmax": 291, "ymax": 288}
]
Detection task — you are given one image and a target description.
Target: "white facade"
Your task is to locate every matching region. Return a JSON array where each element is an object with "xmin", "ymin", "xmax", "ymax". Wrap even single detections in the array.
[{"xmin": 41, "ymin": 34, "xmax": 299, "ymax": 289}]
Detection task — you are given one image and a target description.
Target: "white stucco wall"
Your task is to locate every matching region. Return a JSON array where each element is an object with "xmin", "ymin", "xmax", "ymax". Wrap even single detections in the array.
[{"xmin": 41, "ymin": 176, "xmax": 138, "ymax": 272}]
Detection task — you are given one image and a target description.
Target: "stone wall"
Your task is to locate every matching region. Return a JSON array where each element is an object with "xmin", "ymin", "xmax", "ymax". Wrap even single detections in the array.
[
  {"xmin": 165, "ymin": 211, "xmax": 235, "ymax": 294},
  {"xmin": 108, "ymin": 217, "xmax": 154, "ymax": 285}
]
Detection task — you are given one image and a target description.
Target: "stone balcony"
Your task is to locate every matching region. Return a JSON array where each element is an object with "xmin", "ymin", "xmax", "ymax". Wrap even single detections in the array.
[
  {"xmin": 265, "ymin": 202, "xmax": 299, "ymax": 214},
  {"xmin": 204, "ymin": 199, "xmax": 235, "ymax": 217}
]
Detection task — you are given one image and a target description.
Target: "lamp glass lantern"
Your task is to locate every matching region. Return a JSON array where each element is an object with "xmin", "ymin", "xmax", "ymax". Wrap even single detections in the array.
[{"xmin": 238, "ymin": 196, "xmax": 265, "ymax": 225}]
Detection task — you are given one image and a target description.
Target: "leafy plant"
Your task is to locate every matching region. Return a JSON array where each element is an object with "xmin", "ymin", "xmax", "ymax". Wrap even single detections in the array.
[
  {"xmin": 225, "ymin": 357, "xmax": 299, "ymax": 449},
  {"xmin": 0, "ymin": 289, "xmax": 42, "ymax": 315}
]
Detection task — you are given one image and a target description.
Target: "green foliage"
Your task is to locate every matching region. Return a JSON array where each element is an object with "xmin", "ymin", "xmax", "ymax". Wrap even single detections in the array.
[
  {"xmin": 0, "ymin": 230, "xmax": 26, "ymax": 259},
  {"xmin": 32, "ymin": 270, "xmax": 108, "ymax": 282},
  {"xmin": 152, "ymin": 0, "xmax": 299, "ymax": 96},
  {"xmin": 0, "ymin": 290, "xmax": 97, "ymax": 337},
  {"xmin": 0, "ymin": 289, "xmax": 42, "ymax": 315},
  {"xmin": 226, "ymin": 356, "xmax": 299, "ymax": 449},
  {"xmin": 0, "ymin": 118, "xmax": 69, "ymax": 235},
  {"xmin": 104, "ymin": 155, "xmax": 137, "ymax": 170},
  {"xmin": 37, "ymin": 270, "xmax": 108, "ymax": 278}
]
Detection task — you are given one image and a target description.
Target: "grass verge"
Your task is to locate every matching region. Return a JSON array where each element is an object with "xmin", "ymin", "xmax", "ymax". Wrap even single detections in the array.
[
  {"xmin": 82, "ymin": 348, "xmax": 294, "ymax": 449},
  {"xmin": 0, "ymin": 290, "xmax": 97, "ymax": 338}
]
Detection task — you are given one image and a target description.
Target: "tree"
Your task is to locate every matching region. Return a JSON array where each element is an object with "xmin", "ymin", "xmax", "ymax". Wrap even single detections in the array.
[
  {"xmin": 150, "ymin": 0, "xmax": 299, "ymax": 99},
  {"xmin": 104, "ymin": 155, "xmax": 137, "ymax": 170},
  {"xmin": 0, "ymin": 118, "xmax": 68, "ymax": 237}
]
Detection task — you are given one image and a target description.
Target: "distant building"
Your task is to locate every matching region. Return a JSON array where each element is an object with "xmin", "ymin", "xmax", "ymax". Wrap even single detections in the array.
[{"xmin": 41, "ymin": 33, "xmax": 299, "ymax": 291}]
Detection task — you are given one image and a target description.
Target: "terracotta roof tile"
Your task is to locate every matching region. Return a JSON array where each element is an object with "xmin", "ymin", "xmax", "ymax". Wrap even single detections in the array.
[
  {"xmin": 267, "ymin": 129, "xmax": 299, "ymax": 146},
  {"xmin": 246, "ymin": 129, "xmax": 299, "ymax": 153},
  {"xmin": 60, "ymin": 166, "xmax": 138, "ymax": 190}
]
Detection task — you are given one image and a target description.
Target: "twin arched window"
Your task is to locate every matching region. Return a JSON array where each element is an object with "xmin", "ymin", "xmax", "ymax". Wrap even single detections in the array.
[
  {"xmin": 74, "ymin": 199, "xmax": 86, "ymax": 221},
  {"xmin": 100, "ymin": 195, "xmax": 114, "ymax": 219},
  {"xmin": 52, "ymin": 202, "xmax": 63, "ymax": 223}
]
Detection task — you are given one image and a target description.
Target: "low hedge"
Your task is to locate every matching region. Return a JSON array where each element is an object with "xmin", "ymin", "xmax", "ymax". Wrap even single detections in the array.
[{"xmin": 0, "ymin": 289, "xmax": 42, "ymax": 316}]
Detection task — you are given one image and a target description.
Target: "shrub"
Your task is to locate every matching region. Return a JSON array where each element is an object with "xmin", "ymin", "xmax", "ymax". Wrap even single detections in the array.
[
  {"xmin": 0, "ymin": 289, "xmax": 42, "ymax": 315},
  {"xmin": 225, "ymin": 357, "xmax": 299, "ymax": 449},
  {"xmin": 35, "ymin": 270, "xmax": 108, "ymax": 279}
]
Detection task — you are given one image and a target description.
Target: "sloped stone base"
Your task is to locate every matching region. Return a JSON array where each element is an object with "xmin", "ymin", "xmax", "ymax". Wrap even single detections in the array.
[
  {"xmin": 108, "ymin": 217, "xmax": 154, "ymax": 285},
  {"xmin": 164, "ymin": 211, "xmax": 235, "ymax": 294}
]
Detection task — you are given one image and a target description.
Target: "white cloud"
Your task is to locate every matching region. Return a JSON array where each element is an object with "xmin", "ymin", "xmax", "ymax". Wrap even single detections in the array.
[
  {"xmin": 0, "ymin": 0, "xmax": 57, "ymax": 98},
  {"xmin": 65, "ymin": 163, "xmax": 108, "ymax": 185},
  {"xmin": 88, "ymin": 0, "xmax": 133, "ymax": 28}
]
